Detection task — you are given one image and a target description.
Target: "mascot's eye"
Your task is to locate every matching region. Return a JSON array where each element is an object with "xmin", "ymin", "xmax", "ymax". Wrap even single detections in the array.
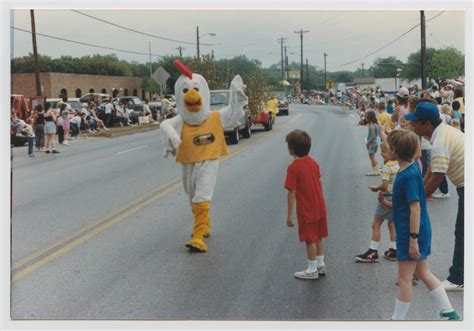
[
  {"xmin": 183, "ymin": 88, "xmax": 189, "ymax": 93},
  {"xmin": 193, "ymin": 87, "xmax": 199, "ymax": 92}
]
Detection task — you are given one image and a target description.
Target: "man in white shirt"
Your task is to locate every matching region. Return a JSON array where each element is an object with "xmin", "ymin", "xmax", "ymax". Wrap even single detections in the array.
[{"xmin": 104, "ymin": 99, "xmax": 114, "ymax": 128}]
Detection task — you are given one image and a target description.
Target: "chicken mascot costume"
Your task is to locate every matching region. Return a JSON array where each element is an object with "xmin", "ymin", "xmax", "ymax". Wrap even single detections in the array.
[{"xmin": 160, "ymin": 59, "xmax": 248, "ymax": 252}]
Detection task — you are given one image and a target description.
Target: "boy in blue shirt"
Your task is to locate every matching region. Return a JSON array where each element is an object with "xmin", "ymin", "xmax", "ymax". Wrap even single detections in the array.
[{"xmin": 379, "ymin": 130, "xmax": 460, "ymax": 320}]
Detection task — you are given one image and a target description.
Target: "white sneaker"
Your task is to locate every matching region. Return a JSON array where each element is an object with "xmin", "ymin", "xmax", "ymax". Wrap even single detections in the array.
[
  {"xmin": 294, "ymin": 269, "xmax": 319, "ymax": 280},
  {"xmin": 432, "ymin": 192, "xmax": 450, "ymax": 199},
  {"xmin": 317, "ymin": 265, "xmax": 326, "ymax": 276},
  {"xmin": 441, "ymin": 279, "xmax": 464, "ymax": 291},
  {"xmin": 62, "ymin": 141, "xmax": 70, "ymax": 146}
]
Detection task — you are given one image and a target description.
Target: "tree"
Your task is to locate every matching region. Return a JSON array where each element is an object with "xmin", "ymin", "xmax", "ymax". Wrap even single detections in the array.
[
  {"xmin": 370, "ymin": 56, "xmax": 404, "ymax": 78},
  {"xmin": 429, "ymin": 47, "xmax": 464, "ymax": 85},
  {"xmin": 402, "ymin": 47, "xmax": 436, "ymax": 82}
]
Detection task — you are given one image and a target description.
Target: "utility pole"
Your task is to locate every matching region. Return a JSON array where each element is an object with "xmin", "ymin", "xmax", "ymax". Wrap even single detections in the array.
[
  {"xmin": 284, "ymin": 46, "xmax": 289, "ymax": 80},
  {"xmin": 277, "ymin": 37, "xmax": 286, "ymax": 80},
  {"xmin": 420, "ymin": 10, "xmax": 427, "ymax": 89},
  {"xmin": 306, "ymin": 58, "xmax": 309, "ymax": 86},
  {"xmin": 148, "ymin": 41, "xmax": 153, "ymax": 99},
  {"xmin": 30, "ymin": 10, "xmax": 41, "ymax": 96},
  {"xmin": 324, "ymin": 53, "xmax": 328, "ymax": 89},
  {"xmin": 361, "ymin": 62, "xmax": 365, "ymax": 77},
  {"xmin": 176, "ymin": 46, "xmax": 184, "ymax": 59},
  {"xmin": 294, "ymin": 29, "xmax": 309, "ymax": 90},
  {"xmin": 196, "ymin": 26, "xmax": 200, "ymax": 61}
]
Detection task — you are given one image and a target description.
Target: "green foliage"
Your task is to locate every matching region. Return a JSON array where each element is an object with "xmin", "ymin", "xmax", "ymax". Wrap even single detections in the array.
[
  {"xmin": 402, "ymin": 47, "xmax": 436, "ymax": 82},
  {"xmin": 328, "ymin": 71, "xmax": 355, "ymax": 83},
  {"xmin": 429, "ymin": 47, "xmax": 464, "ymax": 84},
  {"xmin": 370, "ymin": 57, "xmax": 404, "ymax": 78}
]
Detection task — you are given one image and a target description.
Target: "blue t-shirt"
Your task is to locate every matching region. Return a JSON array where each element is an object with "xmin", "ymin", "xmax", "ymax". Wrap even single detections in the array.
[
  {"xmin": 386, "ymin": 103, "xmax": 394, "ymax": 114},
  {"xmin": 392, "ymin": 162, "xmax": 431, "ymax": 260}
]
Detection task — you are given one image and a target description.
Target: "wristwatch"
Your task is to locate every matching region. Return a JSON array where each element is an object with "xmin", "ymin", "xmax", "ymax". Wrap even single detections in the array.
[{"xmin": 410, "ymin": 232, "xmax": 419, "ymax": 239}]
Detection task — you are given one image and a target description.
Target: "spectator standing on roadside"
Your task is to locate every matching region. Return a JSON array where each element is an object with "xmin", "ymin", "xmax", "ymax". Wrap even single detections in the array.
[
  {"xmin": 453, "ymin": 88, "xmax": 465, "ymax": 131},
  {"xmin": 430, "ymin": 86, "xmax": 440, "ymax": 99},
  {"xmin": 43, "ymin": 103, "xmax": 60, "ymax": 154},
  {"xmin": 24, "ymin": 117, "xmax": 36, "ymax": 157},
  {"xmin": 405, "ymin": 101, "xmax": 465, "ymax": 292},
  {"xmin": 365, "ymin": 111, "xmax": 380, "ymax": 176},
  {"xmin": 392, "ymin": 87, "xmax": 409, "ymax": 127},
  {"xmin": 104, "ymin": 99, "xmax": 113, "ymax": 128},
  {"xmin": 32, "ymin": 104, "xmax": 45, "ymax": 151},
  {"xmin": 57, "ymin": 103, "xmax": 65, "ymax": 145}
]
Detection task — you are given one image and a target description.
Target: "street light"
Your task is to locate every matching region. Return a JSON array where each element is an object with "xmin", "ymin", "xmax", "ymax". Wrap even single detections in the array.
[{"xmin": 196, "ymin": 26, "xmax": 216, "ymax": 61}]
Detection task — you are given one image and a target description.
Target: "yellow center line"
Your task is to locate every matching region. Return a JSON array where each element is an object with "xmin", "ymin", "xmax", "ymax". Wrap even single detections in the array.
[{"xmin": 11, "ymin": 113, "xmax": 302, "ymax": 283}]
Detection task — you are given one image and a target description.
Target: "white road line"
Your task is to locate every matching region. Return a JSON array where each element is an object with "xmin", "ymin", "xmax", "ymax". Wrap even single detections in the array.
[{"xmin": 116, "ymin": 145, "xmax": 149, "ymax": 155}]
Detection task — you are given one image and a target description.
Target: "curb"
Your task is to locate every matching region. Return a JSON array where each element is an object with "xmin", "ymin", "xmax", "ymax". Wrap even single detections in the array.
[{"xmin": 90, "ymin": 125, "xmax": 159, "ymax": 138}]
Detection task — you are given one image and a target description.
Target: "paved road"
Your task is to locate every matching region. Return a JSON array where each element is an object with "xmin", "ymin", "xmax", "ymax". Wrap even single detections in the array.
[{"xmin": 11, "ymin": 105, "xmax": 463, "ymax": 320}]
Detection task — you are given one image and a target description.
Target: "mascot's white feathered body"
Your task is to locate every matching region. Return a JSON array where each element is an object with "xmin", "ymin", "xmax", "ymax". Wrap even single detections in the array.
[{"xmin": 160, "ymin": 59, "xmax": 248, "ymax": 252}]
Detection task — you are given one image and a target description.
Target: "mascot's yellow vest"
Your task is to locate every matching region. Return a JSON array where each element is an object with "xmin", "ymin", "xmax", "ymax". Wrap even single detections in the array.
[{"xmin": 176, "ymin": 111, "xmax": 229, "ymax": 164}]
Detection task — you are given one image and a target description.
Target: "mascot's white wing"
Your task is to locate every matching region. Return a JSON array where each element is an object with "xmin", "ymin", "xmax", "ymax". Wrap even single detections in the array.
[
  {"xmin": 218, "ymin": 75, "xmax": 248, "ymax": 128},
  {"xmin": 160, "ymin": 115, "xmax": 184, "ymax": 157}
]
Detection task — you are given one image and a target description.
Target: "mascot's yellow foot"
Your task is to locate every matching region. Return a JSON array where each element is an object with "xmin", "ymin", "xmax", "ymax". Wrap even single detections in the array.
[
  {"xmin": 185, "ymin": 238, "xmax": 208, "ymax": 252},
  {"xmin": 186, "ymin": 201, "xmax": 211, "ymax": 252}
]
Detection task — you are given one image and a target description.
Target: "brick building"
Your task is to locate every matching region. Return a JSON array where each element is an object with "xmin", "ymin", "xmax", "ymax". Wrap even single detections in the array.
[{"xmin": 11, "ymin": 72, "xmax": 146, "ymax": 99}]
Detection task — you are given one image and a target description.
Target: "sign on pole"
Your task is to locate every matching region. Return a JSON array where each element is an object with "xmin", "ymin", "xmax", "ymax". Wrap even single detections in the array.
[
  {"xmin": 152, "ymin": 67, "xmax": 171, "ymax": 85},
  {"xmin": 289, "ymin": 70, "xmax": 301, "ymax": 79},
  {"xmin": 326, "ymin": 80, "xmax": 334, "ymax": 89}
]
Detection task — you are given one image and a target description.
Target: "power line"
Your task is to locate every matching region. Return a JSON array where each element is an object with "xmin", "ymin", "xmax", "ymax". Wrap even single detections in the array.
[
  {"xmin": 70, "ymin": 10, "xmax": 215, "ymax": 46},
  {"xmin": 11, "ymin": 26, "xmax": 165, "ymax": 57},
  {"xmin": 330, "ymin": 11, "xmax": 445, "ymax": 68}
]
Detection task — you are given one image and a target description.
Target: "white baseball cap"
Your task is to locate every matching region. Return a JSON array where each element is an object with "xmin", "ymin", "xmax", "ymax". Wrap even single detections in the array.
[{"xmin": 397, "ymin": 87, "xmax": 409, "ymax": 98}]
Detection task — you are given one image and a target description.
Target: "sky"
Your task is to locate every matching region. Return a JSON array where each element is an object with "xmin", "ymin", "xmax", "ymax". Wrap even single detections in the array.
[{"xmin": 10, "ymin": 9, "xmax": 465, "ymax": 72}]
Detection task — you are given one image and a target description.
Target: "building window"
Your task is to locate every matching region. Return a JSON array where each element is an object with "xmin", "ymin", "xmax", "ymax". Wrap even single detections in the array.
[
  {"xmin": 124, "ymin": 88, "xmax": 129, "ymax": 96},
  {"xmin": 101, "ymin": 88, "xmax": 107, "ymax": 94},
  {"xmin": 60, "ymin": 88, "xmax": 68, "ymax": 98},
  {"xmin": 133, "ymin": 89, "xmax": 138, "ymax": 97},
  {"xmin": 113, "ymin": 89, "xmax": 119, "ymax": 98},
  {"xmin": 89, "ymin": 88, "xmax": 95, "ymax": 93},
  {"xmin": 75, "ymin": 88, "xmax": 82, "ymax": 98},
  {"xmin": 142, "ymin": 89, "xmax": 146, "ymax": 100}
]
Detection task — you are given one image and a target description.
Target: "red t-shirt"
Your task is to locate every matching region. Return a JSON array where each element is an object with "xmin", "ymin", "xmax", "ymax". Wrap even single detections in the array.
[{"xmin": 285, "ymin": 156, "xmax": 327, "ymax": 223}]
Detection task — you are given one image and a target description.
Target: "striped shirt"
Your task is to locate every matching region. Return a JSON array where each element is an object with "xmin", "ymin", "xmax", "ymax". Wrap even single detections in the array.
[
  {"xmin": 382, "ymin": 160, "xmax": 399, "ymax": 194},
  {"xmin": 430, "ymin": 123, "xmax": 464, "ymax": 187}
]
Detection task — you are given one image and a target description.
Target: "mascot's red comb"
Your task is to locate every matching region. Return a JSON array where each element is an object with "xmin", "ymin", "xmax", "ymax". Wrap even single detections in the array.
[{"xmin": 173, "ymin": 59, "xmax": 193, "ymax": 80}]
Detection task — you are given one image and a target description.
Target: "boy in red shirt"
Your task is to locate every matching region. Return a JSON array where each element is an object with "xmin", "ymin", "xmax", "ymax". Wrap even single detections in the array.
[{"xmin": 285, "ymin": 130, "xmax": 328, "ymax": 280}]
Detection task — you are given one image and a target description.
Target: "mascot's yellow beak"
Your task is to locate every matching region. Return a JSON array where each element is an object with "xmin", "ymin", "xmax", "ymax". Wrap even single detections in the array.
[{"xmin": 183, "ymin": 89, "xmax": 203, "ymax": 113}]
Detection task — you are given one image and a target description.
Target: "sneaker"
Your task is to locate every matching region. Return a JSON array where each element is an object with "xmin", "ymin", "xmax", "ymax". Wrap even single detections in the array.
[
  {"xmin": 28, "ymin": 154, "xmax": 35, "ymax": 157},
  {"xmin": 355, "ymin": 249, "xmax": 379, "ymax": 262},
  {"xmin": 440, "ymin": 310, "xmax": 461, "ymax": 320},
  {"xmin": 365, "ymin": 171, "xmax": 380, "ymax": 176},
  {"xmin": 294, "ymin": 269, "xmax": 319, "ymax": 280},
  {"xmin": 52, "ymin": 150, "xmax": 60, "ymax": 154},
  {"xmin": 63, "ymin": 141, "xmax": 70, "ymax": 146},
  {"xmin": 119, "ymin": 122, "xmax": 124, "ymax": 127},
  {"xmin": 441, "ymin": 279, "xmax": 464, "ymax": 291},
  {"xmin": 45, "ymin": 150, "xmax": 51, "ymax": 154},
  {"xmin": 433, "ymin": 192, "xmax": 450, "ymax": 199},
  {"xmin": 317, "ymin": 265, "xmax": 326, "ymax": 276},
  {"xmin": 383, "ymin": 248, "xmax": 397, "ymax": 261}
]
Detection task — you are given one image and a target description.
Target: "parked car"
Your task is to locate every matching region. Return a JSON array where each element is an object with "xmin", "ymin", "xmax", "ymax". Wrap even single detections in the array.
[
  {"xmin": 210, "ymin": 90, "xmax": 252, "ymax": 145},
  {"xmin": 79, "ymin": 93, "xmax": 110, "ymax": 104},
  {"xmin": 67, "ymin": 98, "xmax": 82, "ymax": 113},
  {"xmin": 119, "ymin": 96, "xmax": 144, "ymax": 112},
  {"xmin": 274, "ymin": 91, "xmax": 289, "ymax": 116}
]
